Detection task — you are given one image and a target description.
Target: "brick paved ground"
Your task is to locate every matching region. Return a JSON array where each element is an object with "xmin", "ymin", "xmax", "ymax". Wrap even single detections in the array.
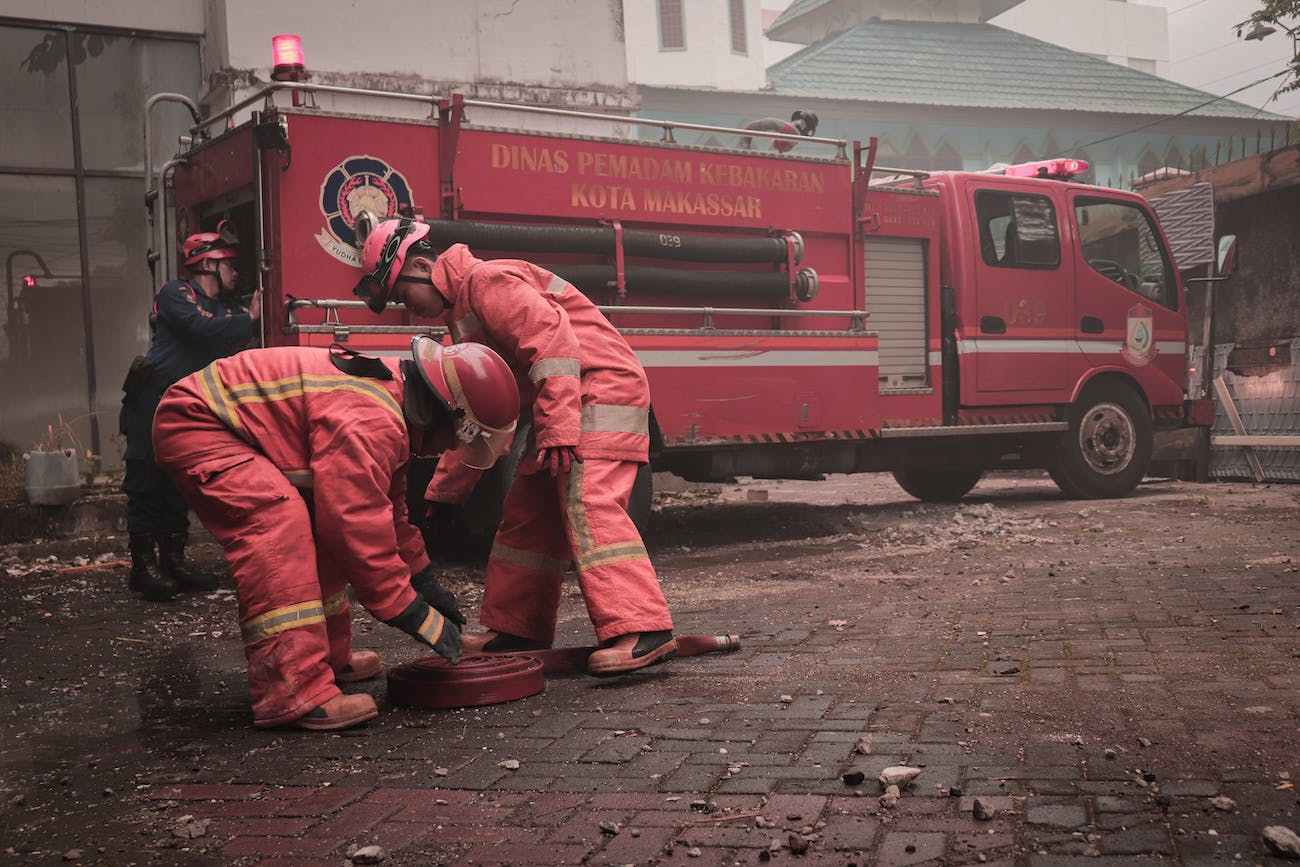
[{"xmin": 2, "ymin": 475, "xmax": 1298, "ymax": 865}]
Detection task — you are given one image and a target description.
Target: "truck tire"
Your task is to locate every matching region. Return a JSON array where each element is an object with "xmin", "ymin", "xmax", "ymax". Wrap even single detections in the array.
[
  {"xmin": 1048, "ymin": 382, "xmax": 1151, "ymax": 499},
  {"xmin": 891, "ymin": 465, "xmax": 983, "ymax": 502}
]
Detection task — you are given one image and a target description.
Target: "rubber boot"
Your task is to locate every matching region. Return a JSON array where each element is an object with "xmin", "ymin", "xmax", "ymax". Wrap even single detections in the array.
[
  {"xmin": 588, "ymin": 630, "xmax": 677, "ymax": 675},
  {"xmin": 127, "ymin": 534, "xmax": 180, "ymax": 601},
  {"xmin": 157, "ymin": 531, "xmax": 217, "ymax": 591}
]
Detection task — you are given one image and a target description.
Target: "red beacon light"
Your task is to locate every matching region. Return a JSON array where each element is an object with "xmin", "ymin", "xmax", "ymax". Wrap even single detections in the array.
[
  {"xmin": 1003, "ymin": 158, "xmax": 1089, "ymax": 181},
  {"xmin": 22, "ymin": 274, "xmax": 36, "ymax": 288},
  {"xmin": 271, "ymin": 34, "xmax": 305, "ymax": 81}
]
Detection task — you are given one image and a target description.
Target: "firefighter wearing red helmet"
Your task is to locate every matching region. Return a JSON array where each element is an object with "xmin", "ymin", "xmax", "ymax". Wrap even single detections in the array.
[
  {"xmin": 118, "ymin": 220, "xmax": 263, "ymax": 603},
  {"xmin": 353, "ymin": 216, "xmax": 676, "ymax": 675},
  {"xmin": 152, "ymin": 339, "xmax": 520, "ymax": 730}
]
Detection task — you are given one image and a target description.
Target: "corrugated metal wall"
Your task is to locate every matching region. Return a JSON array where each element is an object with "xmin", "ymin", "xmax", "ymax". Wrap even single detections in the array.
[{"xmin": 1208, "ymin": 338, "xmax": 1300, "ymax": 482}]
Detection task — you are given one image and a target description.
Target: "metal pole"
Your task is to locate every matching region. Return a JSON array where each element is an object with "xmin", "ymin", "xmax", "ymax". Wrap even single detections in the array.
[{"xmin": 65, "ymin": 35, "xmax": 101, "ymax": 466}]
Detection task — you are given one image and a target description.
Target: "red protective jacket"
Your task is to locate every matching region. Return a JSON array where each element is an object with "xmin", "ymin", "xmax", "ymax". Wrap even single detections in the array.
[
  {"xmin": 425, "ymin": 245, "xmax": 650, "ymax": 504},
  {"xmin": 163, "ymin": 346, "xmax": 428, "ymax": 612}
]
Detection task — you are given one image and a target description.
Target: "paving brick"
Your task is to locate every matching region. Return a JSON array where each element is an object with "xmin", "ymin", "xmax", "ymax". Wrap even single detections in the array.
[
  {"xmin": 463, "ymin": 841, "xmax": 593, "ymax": 864},
  {"xmin": 362, "ymin": 787, "xmax": 474, "ymax": 805},
  {"xmin": 1025, "ymin": 798, "xmax": 1088, "ymax": 828},
  {"xmin": 821, "ymin": 815, "xmax": 880, "ymax": 850},
  {"xmin": 360, "ymin": 820, "xmax": 432, "ymax": 854},
  {"xmin": 148, "ymin": 783, "xmax": 265, "ymax": 800},
  {"xmin": 307, "ymin": 800, "xmax": 398, "ymax": 838},
  {"xmin": 876, "ymin": 830, "xmax": 947, "ymax": 866},
  {"xmin": 1098, "ymin": 824, "xmax": 1174, "ymax": 855},
  {"xmin": 181, "ymin": 799, "xmax": 286, "ymax": 818},
  {"xmin": 219, "ymin": 834, "xmax": 344, "ymax": 858},
  {"xmin": 589, "ymin": 823, "xmax": 680, "ymax": 865},
  {"xmin": 208, "ymin": 816, "xmax": 315, "ymax": 837},
  {"xmin": 280, "ymin": 785, "xmax": 369, "ymax": 817}
]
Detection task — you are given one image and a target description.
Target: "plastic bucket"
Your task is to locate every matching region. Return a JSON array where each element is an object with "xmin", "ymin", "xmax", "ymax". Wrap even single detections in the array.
[{"xmin": 24, "ymin": 449, "xmax": 81, "ymax": 506}]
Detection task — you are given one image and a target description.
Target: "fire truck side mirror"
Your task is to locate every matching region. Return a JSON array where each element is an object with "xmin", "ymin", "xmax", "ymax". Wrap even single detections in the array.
[{"xmin": 1215, "ymin": 235, "xmax": 1237, "ymax": 278}]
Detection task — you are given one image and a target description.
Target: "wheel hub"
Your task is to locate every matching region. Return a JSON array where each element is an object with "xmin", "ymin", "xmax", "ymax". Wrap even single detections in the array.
[{"xmin": 1079, "ymin": 402, "xmax": 1134, "ymax": 475}]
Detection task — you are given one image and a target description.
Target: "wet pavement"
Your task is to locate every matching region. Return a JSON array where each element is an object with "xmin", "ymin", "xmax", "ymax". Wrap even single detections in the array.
[{"xmin": 2, "ymin": 474, "xmax": 1298, "ymax": 866}]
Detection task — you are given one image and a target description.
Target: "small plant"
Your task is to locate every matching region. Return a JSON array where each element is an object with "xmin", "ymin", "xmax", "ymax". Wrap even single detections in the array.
[{"xmin": 33, "ymin": 414, "xmax": 82, "ymax": 454}]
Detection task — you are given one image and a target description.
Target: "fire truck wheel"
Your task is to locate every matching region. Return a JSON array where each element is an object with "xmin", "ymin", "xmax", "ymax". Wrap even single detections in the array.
[
  {"xmin": 891, "ymin": 464, "xmax": 983, "ymax": 502},
  {"xmin": 1048, "ymin": 382, "xmax": 1152, "ymax": 499}
]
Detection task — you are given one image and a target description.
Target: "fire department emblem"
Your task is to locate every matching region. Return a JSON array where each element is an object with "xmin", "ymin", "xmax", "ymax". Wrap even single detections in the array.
[
  {"xmin": 1121, "ymin": 303, "xmax": 1155, "ymax": 367},
  {"xmin": 316, "ymin": 155, "xmax": 414, "ymax": 265}
]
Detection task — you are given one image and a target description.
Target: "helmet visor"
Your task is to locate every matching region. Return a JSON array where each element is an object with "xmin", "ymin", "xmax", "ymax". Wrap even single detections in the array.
[
  {"xmin": 458, "ymin": 417, "xmax": 517, "ymax": 471},
  {"xmin": 352, "ymin": 271, "xmax": 389, "ymax": 314}
]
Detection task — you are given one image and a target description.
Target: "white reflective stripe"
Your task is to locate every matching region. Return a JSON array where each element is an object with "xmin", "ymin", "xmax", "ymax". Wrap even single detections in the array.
[
  {"xmin": 581, "ymin": 404, "xmax": 649, "ymax": 435},
  {"xmin": 956, "ymin": 339, "xmax": 1186, "ymax": 356},
  {"xmin": 635, "ymin": 350, "xmax": 879, "ymax": 368},
  {"xmin": 545, "ymin": 274, "xmax": 570, "ymax": 295},
  {"xmin": 451, "ymin": 313, "xmax": 483, "ymax": 341},
  {"xmin": 928, "ymin": 351, "xmax": 943, "ymax": 366},
  {"xmin": 530, "ymin": 357, "xmax": 581, "ymax": 382}
]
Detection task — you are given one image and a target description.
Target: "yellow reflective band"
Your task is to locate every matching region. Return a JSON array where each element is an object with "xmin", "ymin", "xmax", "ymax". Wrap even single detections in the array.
[
  {"xmin": 576, "ymin": 541, "xmax": 651, "ymax": 572},
  {"xmin": 222, "ymin": 375, "xmax": 402, "ymax": 422},
  {"xmin": 564, "ymin": 462, "xmax": 596, "ymax": 556},
  {"xmin": 451, "ymin": 313, "xmax": 483, "ymax": 341},
  {"xmin": 529, "ymin": 357, "xmax": 581, "ymax": 382},
  {"xmin": 417, "ymin": 606, "xmax": 445, "ymax": 647},
  {"xmin": 241, "ymin": 600, "xmax": 325, "ymax": 644},
  {"xmin": 581, "ymin": 404, "xmax": 649, "ymax": 435},
  {"xmin": 489, "ymin": 542, "xmax": 570, "ymax": 575},
  {"xmin": 322, "ymin": 590, "xmax": 349, "ymax": 618},
  {"xmin": 199, "ymin": 363, "xmax": 241, "ymax": 431}
]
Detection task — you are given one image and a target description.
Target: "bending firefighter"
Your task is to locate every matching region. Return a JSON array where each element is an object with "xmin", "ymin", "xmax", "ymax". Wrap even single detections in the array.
[
  {"xmin": 152, "ymin": 339, "xmax": 519, "ymax": 730},
  {"xmin": 354, "ymin": 215, "xmax": 675, "ymax": 675},
  {"xmin": 119, "ymin": 221, "xmax": 261, "ymax": 601}
]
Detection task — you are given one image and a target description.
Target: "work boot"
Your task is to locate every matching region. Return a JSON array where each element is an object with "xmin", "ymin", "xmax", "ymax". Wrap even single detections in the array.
[
  {"xmin": 461, "ymin": 629, "xmax": 552, "ymax": 654},
  {"xmin": 588, "ymin": 630, "xmax": 676, "ymax": 675},
  {"xmin": 157, "ymin": 531, "xmax": 218, "ymax": 591},
  {"xmin": 127, "ymin": 534, "xmax": 180, "ymax": 602},
  {"xmin": 335, "ymin": 650, "xmax": 384, "ymax": 683},
  {"xmin": 291, "ymin": 693, "xmax": 379, "ymax": 731}
]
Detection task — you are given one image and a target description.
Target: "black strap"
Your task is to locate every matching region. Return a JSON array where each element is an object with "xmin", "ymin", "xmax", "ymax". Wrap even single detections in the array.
[{"xmin": 328, "ymin": 343, "xmax": 393, "ymax": 380}]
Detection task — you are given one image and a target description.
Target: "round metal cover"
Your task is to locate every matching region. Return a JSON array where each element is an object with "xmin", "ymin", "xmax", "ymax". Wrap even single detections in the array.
[{"xmin": 387, "ymin": 653, "xmax": 544, "ymax": 709}]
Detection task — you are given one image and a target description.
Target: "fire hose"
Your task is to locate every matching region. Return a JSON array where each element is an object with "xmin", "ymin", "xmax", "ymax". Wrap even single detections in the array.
[{"xmin": 387, "ymin": 633, "xmax": 742, "ymax": 709}]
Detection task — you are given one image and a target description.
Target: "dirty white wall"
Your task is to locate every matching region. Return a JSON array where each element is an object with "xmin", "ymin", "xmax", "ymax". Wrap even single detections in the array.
[{"xmin": 624, "ymin": 0, "xmax": 767, "ymax": 90}]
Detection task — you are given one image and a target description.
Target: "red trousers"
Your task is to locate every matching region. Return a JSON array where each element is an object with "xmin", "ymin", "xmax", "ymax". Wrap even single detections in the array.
[
  {"xmin": 481, "ymin": 458, "xmax": 672, "ymax": 644},
  {"xmin": 153, "ymin": 398, "xmax": 398, "ymax": 727}
]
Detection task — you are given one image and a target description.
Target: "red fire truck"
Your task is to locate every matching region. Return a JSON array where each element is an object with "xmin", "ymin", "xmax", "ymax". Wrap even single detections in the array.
[{"xmin": 149, "ymin": 68, "xmax": 1219, "ymax": 535}]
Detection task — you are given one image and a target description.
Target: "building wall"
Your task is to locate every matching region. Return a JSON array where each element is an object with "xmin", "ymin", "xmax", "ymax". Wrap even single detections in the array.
[
  {"xmin": 0, "ymin": 0, "xmax": 204, "ymax": 33},
  {"xmin": 1215, "ymin": 185, "xmax": 1300, "ymax": 346},
  {"xmin": 625, "ymin": 0, "xmax": 767, "ymax": 90},
  {"xmin": 991, "ymin": 0, "xmax": 1169, "ymax": 75}
]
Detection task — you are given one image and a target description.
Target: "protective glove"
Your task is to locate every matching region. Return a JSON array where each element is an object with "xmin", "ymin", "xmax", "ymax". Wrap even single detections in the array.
[
  {"xmin": 537, "ymin": 445, "xmax": 583, "ymax": 477},
  {"xmin": 420, "ymin": 500, "xmax": 459, "ymax": 555},
  {"xmin": 410, "ymin": 563, "xmax": 467, "ymax": 626},
  {"xmin": 384, "ymin": 598, "xmax": 461, "ymax": 664}
]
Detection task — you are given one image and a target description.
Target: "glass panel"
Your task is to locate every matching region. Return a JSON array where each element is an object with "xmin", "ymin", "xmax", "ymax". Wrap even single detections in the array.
[
  {"xmin": 85, "ymin": 178, "xmax": 154, "ymax": 469},
  {"xmin": 659, "ymin": 0, "xmax": 685, "ymax": 49},
  {"xmin": 1075, "ymin": 199, "xmax": 1177, "ymax": 309},
  {"xmin": 0, "ymin": 176, "xmax": 91, "ymax": 458},
  {"xmin": 729, "ymin": 0, "xmax": 747, "ymax": 54},
  {"xmin": 975, "ymin": 190, "xmax": 1060, "ymax": 269},
  {"xmin": 0, "ymin": 26, "xmax": 74, "ymax": 169},
  {"xmin": 76, "ymin": 35, "xmax": 202, "ymax": 172}
]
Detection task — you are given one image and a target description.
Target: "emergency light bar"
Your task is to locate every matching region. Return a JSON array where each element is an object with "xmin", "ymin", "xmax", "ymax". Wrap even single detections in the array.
[
  {"xmin": 271, "ymin": 34, "xmax": 305, "ymax": 81},
  {"xmin": 1003, "ymin": 158, "xmax": 1088, "ymax": 180}
]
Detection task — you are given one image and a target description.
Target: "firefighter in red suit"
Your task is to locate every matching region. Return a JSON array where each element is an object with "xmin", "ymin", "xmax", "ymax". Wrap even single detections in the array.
[
  {"xmin": 353, "ymin": 215, "xmax": 675, "ymax": 674},
  {"xmin": 152, "ymin": 338, "xmax": 519, "ymax": 730}
]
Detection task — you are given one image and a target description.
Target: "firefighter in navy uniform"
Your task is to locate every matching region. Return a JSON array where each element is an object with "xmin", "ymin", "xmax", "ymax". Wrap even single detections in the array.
[
  {"xmin": 152, "ymin": 339, "xmax": 520, "ymax": 730},
  {"xmin": 119, "ymin": 222, "xmax": 262, "ymax": 601},
  {"xmin": 737, "ymin": 109, "xmax": 819, "ymax": 152}
]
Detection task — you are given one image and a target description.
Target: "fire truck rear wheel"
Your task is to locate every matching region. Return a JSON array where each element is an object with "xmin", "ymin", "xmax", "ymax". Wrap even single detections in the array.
[
  {"xmin": 891, "ymin": 464, "xmax": 983, "ymax": 502},
  {"xmin": 1048, "ymin": 382, "xmax": 1152, "ymax": 499}
]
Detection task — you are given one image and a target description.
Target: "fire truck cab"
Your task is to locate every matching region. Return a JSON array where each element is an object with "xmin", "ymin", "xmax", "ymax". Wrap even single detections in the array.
[{"xmin": 150, "ymin": 72, "xmax": 1212, "ymax": 535}]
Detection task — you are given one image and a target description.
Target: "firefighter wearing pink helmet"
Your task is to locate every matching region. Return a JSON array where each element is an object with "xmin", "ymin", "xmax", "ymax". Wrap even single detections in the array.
[
  {"xmin": 152, "ymin": 339, "xmax": 519, "ymax": 730},
  {"xmin": 354, "ymin": 216, "xmax": 676, "ymax": 675}
]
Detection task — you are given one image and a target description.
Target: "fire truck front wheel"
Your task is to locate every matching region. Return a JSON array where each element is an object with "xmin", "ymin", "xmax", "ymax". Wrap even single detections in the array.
[
  {"xmin": 891, "ymin": 464, "xmax": 983, "ymax": 502},
  {"xmin": 1048, "ymin": 382, "xmax": 1152, "ymax": 499}
]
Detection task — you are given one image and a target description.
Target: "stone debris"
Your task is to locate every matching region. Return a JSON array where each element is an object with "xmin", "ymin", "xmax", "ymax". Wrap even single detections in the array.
[
  {"xmin": 1262, "ymin": 825, "xmax": 1300, "ymax": 859},
  {"xmin": 879, "ymin": 784, "xmax": 900, "ymax": 808},
  {"xmin": 787, "ymin": 833, "xmax": 810, "ymax": 854},
  {"xmin": 854, "ymin": 735, "xmax": 873, "ymax": 755},
  {"xmin": 878, "ymin": 766, "xmax": 921, "ymax": 788},
  {"xmin": 841, "ymin": 770, "xmax": 865, "ymax": 786},
  {"xmin": 172, "ymin": 817, "xmax": 211, "ymax": 839},
  {"xmin": 686, "ymin": 846, "xmax": 702, "ymax": 857},
  {"xmin": 349, "ymin": 845, "xmax": 386, "ymax": 864},
  {"xmin": 1209, "ymin": 795, "xmax": 1237, "ymax": 812},
  {"xmin": 598, "ymin": 820, "xmax": 621, "ymax": 835},
  {"xmin": 972, "ymin": 798, "xmax": 995, "ymax": 820},
  {"xmin": 497, "ymin": 759, "xmax": 520, "ymax": 770},
  {"xmin": 62, "ymin": 851, "xmax": 81, "ymax": 862}
]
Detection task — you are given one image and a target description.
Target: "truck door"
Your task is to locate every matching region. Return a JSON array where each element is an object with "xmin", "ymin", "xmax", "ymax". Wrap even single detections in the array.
[
  {"xmin": 1070, "ymin": 195, "xmax": 1185, "ymax": 404},
  {"xmin": 969, "ymin": 186, "xmax": 1075, "ymax": 398}
]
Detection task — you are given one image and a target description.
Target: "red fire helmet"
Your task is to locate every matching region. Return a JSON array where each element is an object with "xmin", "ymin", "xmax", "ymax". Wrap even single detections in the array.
[
  {"xmin": 354, "ymin": 215, "xmax": 432, "ymax": 314},
  {"xmin": 183, "ymin": 219, "xmax": 239, "ymax": 267},
  {"xmin": 410, "ymin": 336, "xmax": 519, "ymax": 469}
]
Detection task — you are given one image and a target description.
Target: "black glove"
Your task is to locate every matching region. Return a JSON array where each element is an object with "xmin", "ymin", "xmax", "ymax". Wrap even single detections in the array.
[
  {"xmin": 411, "ymin": 563, "xmax": 467, "ymax": 626},
  {"xmin": 385, "ymin": 598, "xmax": 461, "ymax": 664},
  {"xmin": 420, "ymin": 501, "xmax": 459, "ymax": 555}
]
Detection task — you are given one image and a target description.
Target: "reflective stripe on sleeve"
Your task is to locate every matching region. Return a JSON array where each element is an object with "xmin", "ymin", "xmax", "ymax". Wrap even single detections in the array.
[
  {"xmin": 416, "ymin": 607, "xmax": 445, "ymax": 647},
  {"xmin": 581, "ymin": 404, "xmax": 649, "ymax": 435},
  {"xmin": 529, "ymin": 357, "xmax": 581, "ymax": 382},
  {"xmin": 198, "ymin": 363, "xmax": 241, "ymax": 431},
  {"xmin": 451, "ymin": 313, "xmax": 483, "ymax": 342},
  {"xmin": 545, "ymin": 275, "xmax": 571, "ymax": 295},
  {"xmin": 575, "ymin": 540, "xmax": 651, "ymax": 572},
  {"xmin": 241, "ymin": 600, "xmax": 325, "ymax": 644}
]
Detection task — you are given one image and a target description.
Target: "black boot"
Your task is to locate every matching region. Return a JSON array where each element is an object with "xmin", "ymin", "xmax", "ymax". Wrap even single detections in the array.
[
  {"xmin": 128, "ymin": 534, "xmax": 180, "ymax": 601},
  {"xmin": 157, "ymin": 531, "xmax": 217, "ymax": 591}
]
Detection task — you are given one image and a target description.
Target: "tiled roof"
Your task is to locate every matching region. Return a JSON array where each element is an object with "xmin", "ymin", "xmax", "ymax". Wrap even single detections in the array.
[
  {"xmin": 766, "ymin": 0, "xmax": 833, "ymax": 36},
  {"xmin": 767, "ymin": 20, "xmax": 1277, "ymax": 120}
]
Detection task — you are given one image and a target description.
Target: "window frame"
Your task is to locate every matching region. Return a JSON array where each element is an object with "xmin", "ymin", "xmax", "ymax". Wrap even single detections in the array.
[
  {"xmin": 1073, "ymin": 195, "xmax": 1179, "ymax": 310},
  {"xmin": 657, "ymin": 0, "xmax": 686, "ymax": 51},
  {"xmin": 974, "ymin": 189, "xmax": 1062, "ymax": 271},
  {"xmin": 729, "ymin": 0, "xmax": 748, "ymax": 55}
]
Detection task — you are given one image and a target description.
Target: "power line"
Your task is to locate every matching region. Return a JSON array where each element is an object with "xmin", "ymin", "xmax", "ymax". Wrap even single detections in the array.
[
  {"xmin": 1167, "ymin": 0, "xmax": 1215, "ymax": 16},
  {"xmin": 1065, "ymin": 68, "xmax": 1291, "ymax": 153}
]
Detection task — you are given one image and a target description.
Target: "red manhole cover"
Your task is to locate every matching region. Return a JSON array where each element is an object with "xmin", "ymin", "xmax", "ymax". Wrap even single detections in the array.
[{"xmin": 386, "ymin": 654, "xmax": 544, "ymax": 709}]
